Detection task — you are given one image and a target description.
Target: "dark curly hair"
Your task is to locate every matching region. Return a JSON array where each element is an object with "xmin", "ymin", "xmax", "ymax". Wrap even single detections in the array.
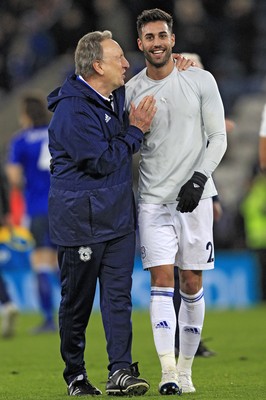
[{"xmin": 136, "ymin": 8, "xmax": 173, "ymax": 37}]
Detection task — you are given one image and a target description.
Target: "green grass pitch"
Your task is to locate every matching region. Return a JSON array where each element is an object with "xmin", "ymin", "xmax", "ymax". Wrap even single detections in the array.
[{"xmin": 1, "ymin": 304, "xmax": 266, "ymax": 399}]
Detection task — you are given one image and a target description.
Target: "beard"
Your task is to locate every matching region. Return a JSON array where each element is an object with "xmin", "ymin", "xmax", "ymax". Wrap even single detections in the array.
[{"xmin": 142, "ymin": 47, "xmax": 173, "ymax": 68}]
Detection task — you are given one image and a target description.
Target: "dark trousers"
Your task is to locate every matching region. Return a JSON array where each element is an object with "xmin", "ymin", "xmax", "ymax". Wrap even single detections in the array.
[
  {"xmin": 58, "ymin": 231, "xmax": 136, "ymax": 385},
  {"xmin": 173, "ymin": 267, "xmax": 181, "ymax": 350},
  {"xmin": 0, "ymin": 274, "xmax": 10, "ymax": 304}
]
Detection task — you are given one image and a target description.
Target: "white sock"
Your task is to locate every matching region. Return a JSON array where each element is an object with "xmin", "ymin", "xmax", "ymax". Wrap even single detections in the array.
[
  {"xmin": 177, "ymin": 288, "xmax": 205, "ymax": 373},
  {"xmin": 150, "ymin": 286, "xmax": 176, "ymax": 372}
]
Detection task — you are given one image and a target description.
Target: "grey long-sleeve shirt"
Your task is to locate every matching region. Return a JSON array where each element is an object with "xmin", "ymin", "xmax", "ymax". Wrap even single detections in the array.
[{"xmin": 126, "ymin": 65, "xmax": 227, "ymax": 204}]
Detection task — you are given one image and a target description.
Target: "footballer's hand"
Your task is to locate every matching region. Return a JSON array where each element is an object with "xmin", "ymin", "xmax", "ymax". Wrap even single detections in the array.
[
  {"xmin": 172, "ymin": 53, "xmax": 196, "ymax": 71},
  {"xmin": 129, "ymin": 95, "xmax": 157, "ymax": 133},
  {"xmin": 176, "ymin": 171, "xmax": 207, "ymax": 213}
]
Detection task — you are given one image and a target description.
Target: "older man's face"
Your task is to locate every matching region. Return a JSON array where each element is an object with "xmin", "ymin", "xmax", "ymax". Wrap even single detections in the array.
[{"xmin": 100, "ymin": 39, "xmax": 130, "ymax": 91}]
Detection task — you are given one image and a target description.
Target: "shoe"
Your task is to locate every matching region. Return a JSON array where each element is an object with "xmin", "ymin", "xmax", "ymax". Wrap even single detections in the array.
[
  {"xmin": 196, "ymin": 340, "xmax": 216, "ymax": 357},
  {"xmin": 30, "ymin": 320, "xmax": 57, "ymax": 334},
  {"xmin": 106, "ymin": 362, "xmax": 149, "ymax": 396},
  {"xmin": 159, "ymin": 370, "xmax": 182, "ymax": 395},
  {"xmin": 1, "ymin": 302, "xmax": 19, "ymax": 338},
  {"xmin": 68, "ymin": 374, "xmax": 102, "ymax": 396},
  {"xmin": 177, "ymin": 371, "xmax": 196, "ymax": 393}
]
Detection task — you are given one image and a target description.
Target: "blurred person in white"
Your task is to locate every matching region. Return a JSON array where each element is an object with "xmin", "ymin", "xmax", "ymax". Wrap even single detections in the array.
[
  {"xmin": 6, "ymin": 92, "xmax": 58, "ymax": 334},
  {"xmin": 126, "ymin": 9, "xmax": 227, "ymax": 395},
  {"xmin": 0, "ymin": 161, "xmax": 19, "ymax": 338},
  {"xmin": 259, "ymin": 105, "xmax": 266, "ymax": 171},
  {"xmin": 244, "ymin": 105, "xmax": 266, "ymax": 300}
]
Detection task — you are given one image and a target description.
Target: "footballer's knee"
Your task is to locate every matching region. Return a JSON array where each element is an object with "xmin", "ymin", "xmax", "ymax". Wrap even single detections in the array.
[
  {"xmin": 150, "ymin": 264, "xmax": 175, "ymax": 287},
  {"xmin": 179, "ymin": 270, "xmax": 202, "ymax": 294}
]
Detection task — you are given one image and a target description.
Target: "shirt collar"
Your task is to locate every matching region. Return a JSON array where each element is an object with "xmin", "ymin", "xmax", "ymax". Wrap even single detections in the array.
[{"xmin": 77, "ymin": 75, "xmax": 112, "ymax": 102}]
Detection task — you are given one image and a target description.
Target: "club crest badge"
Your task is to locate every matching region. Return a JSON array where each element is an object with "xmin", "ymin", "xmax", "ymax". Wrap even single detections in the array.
[
  {"xmin": 78, "ymin": 246, "xmax": 92, "ymax": 262},
  {"xmin": 140, "ymin": 246, "xmax": 146, "ymax": 259}
]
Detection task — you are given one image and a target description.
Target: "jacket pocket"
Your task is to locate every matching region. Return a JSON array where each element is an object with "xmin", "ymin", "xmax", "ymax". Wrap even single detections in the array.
[
  {"xmin": 49, "ymin": 187, "xmax": 93, "ymax": 243},
  {"xmin": 89, "ymin": 181, "xmax": 135, "ymax": 238}
]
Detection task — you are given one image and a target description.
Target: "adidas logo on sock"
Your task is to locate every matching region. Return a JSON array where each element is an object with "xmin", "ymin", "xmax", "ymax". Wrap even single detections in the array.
[
  {"xmin": 184, "ymin": 326, "xmax": 200, "ymax": 335},
  {"xmin": 155, "ymin": 321, "xmax": 170, "ymax": 329}
]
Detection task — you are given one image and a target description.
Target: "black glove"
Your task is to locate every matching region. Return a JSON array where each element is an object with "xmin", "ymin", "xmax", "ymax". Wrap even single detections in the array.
[{"xmin": 176, "ymin": 171, "xmax": 207, "ymax": 213}]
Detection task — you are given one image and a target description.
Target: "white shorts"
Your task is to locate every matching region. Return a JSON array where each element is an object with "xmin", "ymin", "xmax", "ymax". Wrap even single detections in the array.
[{"xmin": 138, "ymin": 199, "xmax": 214, "ymax": 271}]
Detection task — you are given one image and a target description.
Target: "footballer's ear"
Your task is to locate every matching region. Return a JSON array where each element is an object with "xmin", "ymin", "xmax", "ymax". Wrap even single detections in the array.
[
  {"xmin": 137, "ymin": 38, "xmax": 143, "ymax": 52},
  {"xmin": 171, "ymin": 33, "xmax": 175, "ymax": 48}
]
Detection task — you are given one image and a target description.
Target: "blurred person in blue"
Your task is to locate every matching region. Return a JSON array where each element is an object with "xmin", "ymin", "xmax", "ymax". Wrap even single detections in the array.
[
  {"xmin": 6, "ymin": 92, "xmax": 58, "ymax": 334},
  {"xmin": 125, "ymin": 9, "xmax": 227, "ymax": 395},
  {"xmin": 0, "ymin": 161, "xmax": 19, "ymax": 338},
  {"xmin": 47, "ymin": 30, "xmax": 157, "ymax": 396}
]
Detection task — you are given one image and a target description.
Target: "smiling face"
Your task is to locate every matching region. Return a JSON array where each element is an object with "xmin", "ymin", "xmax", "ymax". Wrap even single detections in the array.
[
  {"xmin": 100, "ymin": 39, "xmax": 130, "ymax": 91},
  {"xmin": 137, "ymin": 21, "xmax": 175, "ymax": 69}
]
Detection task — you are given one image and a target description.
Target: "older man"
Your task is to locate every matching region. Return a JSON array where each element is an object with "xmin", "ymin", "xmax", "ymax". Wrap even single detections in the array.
[{"xmin": 47, "ymin": 30, "xmax": 156, "ymax": 396}]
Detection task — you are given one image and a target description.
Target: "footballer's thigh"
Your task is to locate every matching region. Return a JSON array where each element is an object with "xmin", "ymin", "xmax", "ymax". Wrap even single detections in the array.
[
  {"xmin": 138, "ymin": 203, "xmax": 178, "ymax": 270},
  {"xmin": 176, "ymin": 197, "xmax": 214, "ymax": 271}
]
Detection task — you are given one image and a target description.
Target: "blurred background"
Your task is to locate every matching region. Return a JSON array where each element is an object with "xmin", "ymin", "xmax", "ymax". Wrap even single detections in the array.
[{"xmin": 0, "ymin": 0, "xmax": 265, "ymax": 315}]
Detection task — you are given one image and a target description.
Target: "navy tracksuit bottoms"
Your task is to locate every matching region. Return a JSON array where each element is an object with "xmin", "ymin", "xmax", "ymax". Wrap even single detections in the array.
[{"xmin": 57, "ymin": 231, "xmax": 136, "ymax": 385}]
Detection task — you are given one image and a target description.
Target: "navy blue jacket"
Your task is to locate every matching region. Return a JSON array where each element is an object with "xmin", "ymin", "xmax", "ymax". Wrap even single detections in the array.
[{"xmin": 47, "ymin": 74, "xmax": 143, "ymax": 246}]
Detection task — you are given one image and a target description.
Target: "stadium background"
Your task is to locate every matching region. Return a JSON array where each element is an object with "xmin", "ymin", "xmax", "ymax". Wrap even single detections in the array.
[{"xmin": 0, "ymin": 0, "xmax": 266, "ymax": 312}]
